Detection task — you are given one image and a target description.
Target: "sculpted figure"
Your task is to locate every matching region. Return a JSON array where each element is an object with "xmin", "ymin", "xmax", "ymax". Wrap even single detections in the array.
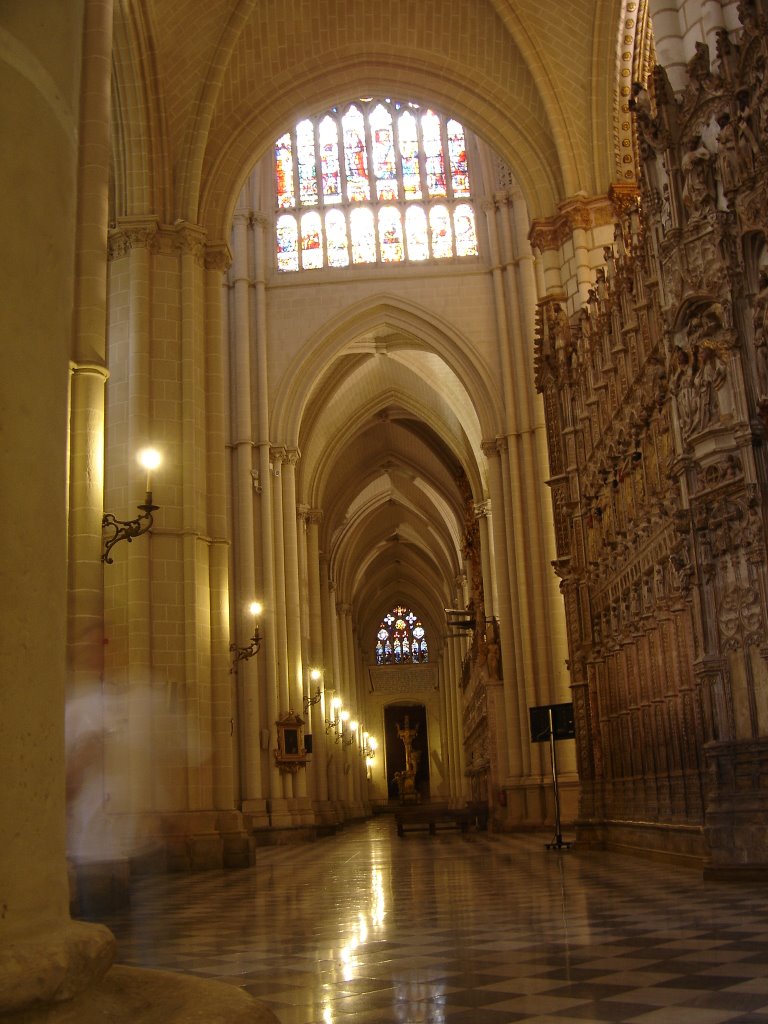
[
  {"xmin": 671, "ymin": 343, "xmax": 698, "ymax": 438},
  {"xmin": 396, "ymin": 715, "xmax": 419, "ymax": 774},
  {"xmin": 694, "ymin": 341, "xmax": 726, "ymax": 431},
  {"xmin": 715, "ymin": 113, "xmax": 740, "ymax": 197},
  {"xmin": 754, "ymin": 272, "xmax": 768, "ymax": 397},
  {"xmin": 681, "ymin": 136, "xmax": 715, "ymax": 218}
]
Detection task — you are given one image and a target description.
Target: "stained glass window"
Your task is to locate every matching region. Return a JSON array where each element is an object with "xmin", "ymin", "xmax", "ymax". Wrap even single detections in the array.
[
  {"xmin": 300, "ymin": 211, "xmax": 323, "ymax": 270},
  {"xmin": 379, "ymin": 207, "xmax": 404, "ymax": 263},
  {"xmin": 430, "ymin": 205, "xmax": 453, "ymax": 258},
  {"xmin": 374, "ymin": 605, "xmax": 429, "ymax": 665},
  {"xmin": 325, "ymin": 209, "xmax": 349, "ymax": 268},
  {"xmin": 422, "ymin": 110, "xmax": 447, "ymax": 198},
  {"xmin": 454, "ymin": 204, "xmax": 478, "ymax": 257},
  {"xmin": 296, "ymin": 119, "xmax": 318, "ymax": 206},
  {"xmin": 370, "ymin": 104, "xmax": 398, "ymax": 201},
  {"xmin": 447, "ymin": 119, "xmax": 470, "ymax": 198},
  {"xmin": 319, "ymin": 115, "xmax": 342, "ymax": 204},
  {"xmin": 343, "ymin": 105, "xmax": 370, "ymax": 202},
  {"xmin": 273, "ymin": 99, "xmax": 477, "ymax": 271},
  {"xmin": 350, "ymin": 207, "xmax": 376, "ymax": 264},
  {"xmin": 275, "ymin": 134, "xmax": 295, "ymax": 209},
  {"xmin": 398, "ymin": 110, "xmax": 422, "ymax": 201},
  {"xmin": 276, "ymin": 214, "xmax": 299, "ymax": 271},
  {"xmin": 405, "ymin": 206, "xmax": 429, "ymax": 261}
]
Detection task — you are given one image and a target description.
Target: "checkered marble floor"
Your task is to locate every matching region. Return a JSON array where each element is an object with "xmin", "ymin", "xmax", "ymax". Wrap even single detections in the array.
[{"xmin": 84, "ymin": 817, "xmax": 768, "ymax": 1024}]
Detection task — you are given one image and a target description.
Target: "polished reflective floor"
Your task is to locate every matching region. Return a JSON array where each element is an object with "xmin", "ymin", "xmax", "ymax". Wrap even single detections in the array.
[{"xmin": 91, "ymin": 817, "xmax": 768, "ymax": 1023}]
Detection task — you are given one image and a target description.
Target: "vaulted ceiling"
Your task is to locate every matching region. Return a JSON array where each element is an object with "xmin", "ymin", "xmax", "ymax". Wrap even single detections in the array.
[{"xmin": 111, "ymin": 0, "xmax": 636, "ymax": 664}]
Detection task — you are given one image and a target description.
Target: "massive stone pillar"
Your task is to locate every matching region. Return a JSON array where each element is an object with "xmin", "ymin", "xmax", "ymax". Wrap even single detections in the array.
[{"xmin": 0, "ymin": 3, "xmax": 277, "ymax": 1019}]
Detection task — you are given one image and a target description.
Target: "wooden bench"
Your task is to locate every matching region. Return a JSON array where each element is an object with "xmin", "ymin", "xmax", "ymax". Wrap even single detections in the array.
[{"xmin": 395, "ymin": 803, "xmax": 488, "ymax": 836}]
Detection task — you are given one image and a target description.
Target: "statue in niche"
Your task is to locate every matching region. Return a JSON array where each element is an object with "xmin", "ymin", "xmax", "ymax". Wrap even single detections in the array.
[
  {"xmin": 671, "ymin": 342, "xmax": 698, "ymax": 438},
  {"xmin": 736, "ymin": 91, "xmax": 759, "ymax": 178},
  {"xmin": 548, "ymin": 302, "xmax": 571, "ymax": 367},
  {"xmin": 715, "ymin": 113, "xmax": 740, "ymax": 198},
  {"xmin": 754, "ymin": 271, "xmax": 768, "ymax": 398},
  {"xmin": 393, "ymin": 714, "xmax": 421, "ymax": 805},
  {"xmin": 694, "ymin": 339, "xmax": 727, "ymax": 431},
  {"xmin": 396, "ymin": 715, "xmax": 419, "ymax": 775},
  {"xmin": 681, "ymin": 136, "xmax": 716, "ymax": 219}
]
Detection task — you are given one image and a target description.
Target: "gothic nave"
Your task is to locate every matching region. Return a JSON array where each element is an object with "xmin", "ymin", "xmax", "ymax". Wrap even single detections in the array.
[{"xmin": 4, "ymin": 0, "xmax": 768, "ymax": 1021}]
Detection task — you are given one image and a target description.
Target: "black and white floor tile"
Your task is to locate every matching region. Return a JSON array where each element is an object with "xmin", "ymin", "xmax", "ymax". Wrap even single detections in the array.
[{"xmin": 84, "ymin": 818, "xmax": 768, "ymax": 1023}]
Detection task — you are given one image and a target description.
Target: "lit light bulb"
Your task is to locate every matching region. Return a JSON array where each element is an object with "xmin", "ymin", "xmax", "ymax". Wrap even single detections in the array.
[
  {"xmin": 350, "ymin": 720, "xmax": 358, "ymax": 732},
  {"xmin": 249, "ymin": 601, "xmax": 262, "ymax": 618},
  {"xmin": 340, "ymin": 709, "xmax": 350, "ymax": 722},
  {"xmin": 369, "ymin": 737, "xmax": 378, "ymax": 751},
  {"xmin": 310, "ymin": 668, "xmax": 321, "ymax": 682},
  {"xmin": 137, "ymin": 447, "xmax": 162, "ymax": 492}
]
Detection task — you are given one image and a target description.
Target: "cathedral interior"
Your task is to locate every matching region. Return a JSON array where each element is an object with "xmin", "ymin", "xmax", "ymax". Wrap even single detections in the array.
[{"xmin": 4, "ymin": 0, "xmax": 768, "ymax": 1020}]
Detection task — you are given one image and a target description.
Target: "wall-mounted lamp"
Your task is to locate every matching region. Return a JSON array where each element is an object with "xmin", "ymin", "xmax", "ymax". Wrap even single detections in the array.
[
  {"xmin": 230, "ymin": 601, "xmax": 263, "ymax": 672},
  {"xmin": 102, "ymin": 448, "xmax": 162, "ymax": 564},
  {"xmin": 342, "ymin": 717, "xmax": 358, "ymax": 747},
  {"xmin": 303, "ymin": 667, "xmax": 323, "ymax": 711},
  {"xmin": 362, "ymin": 733, "xmax": 378, "ymax": 759},
  {"xmin": 325, "ymin": 696, "xmax": 342, "ymax": 738}
]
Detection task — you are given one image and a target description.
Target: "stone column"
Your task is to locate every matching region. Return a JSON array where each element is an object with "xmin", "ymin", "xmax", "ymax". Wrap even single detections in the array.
[
  {"xmin": 482, "ymin": 441, "xmax": 519, "ymax": 782},
  {"xmin": 250, "ymin": 216, "xmax": 284, "ymax": 819},
  {"xmin": 0, "ymin": 2, "xmax": 117, "ymax": 1010},
  {"xmin": 269, "ymin": 448, "xmax": 293, "ymax": 808},
  {"xmin": 229, "ymin": 210, "xmax": 267, "ymax": 822},
  {"xmin": 474, "ymin": 500, "xmax": 495, "ymax": 620},
  {"xmin": 204, "ymin": 243, "xmax": 238, "ymax": 814},
  {"xmin": 66, "ymin": 0, "xmax": 113, "ymax": 878},
  {"xmin": 305, "ymin": 511, "xmax": 329, "ymax": 808},
  {"xmin": 281, "ymin": 451, "xmax": 310, "ymax": 814}
]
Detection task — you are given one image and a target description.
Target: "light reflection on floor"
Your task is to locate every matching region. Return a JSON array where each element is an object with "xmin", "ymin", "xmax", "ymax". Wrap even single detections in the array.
[{"xmin": 88, "ymin": 817, "xmax": 768, "ymax": 1023}]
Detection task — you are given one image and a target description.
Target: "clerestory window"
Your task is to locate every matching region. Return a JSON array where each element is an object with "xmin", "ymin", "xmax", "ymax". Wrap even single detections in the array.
[
  {"xmin": 274, "ymin": 99, "xmax": 478, "ymax": 272},
  {"xmin": 375, "ymin": 605, "xmax": 429, "ymax": 665}
]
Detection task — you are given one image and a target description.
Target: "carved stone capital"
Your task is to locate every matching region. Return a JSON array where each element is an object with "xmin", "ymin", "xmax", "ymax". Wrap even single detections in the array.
[
  {"xmin": 474, "ymin": 499, "xmax": 492, "ymax": 518},
  {"xmin": 204, "ymin": 241, "xmax": 233, "ymax": 272},
  {"xmin": 530, "ymin": 194, "xmax": 617, "ymax": 250},
  {"xmin": 107, "ymin": 217, "xmax": 160, "ymax": 260},
  {"xmin": 173, "ymin": 221, "xmax": 207, "ymax": 264}
]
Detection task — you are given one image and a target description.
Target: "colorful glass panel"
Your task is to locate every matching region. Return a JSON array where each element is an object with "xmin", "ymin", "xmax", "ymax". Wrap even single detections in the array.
[
  {"xmin": 447, "ymin": 119, "xmax": 471, "ymax": 197},
  {"xmin": 398, "ymin": 110, "xmax": 422, "ymax": 200},
  {"xmin": 342, "ymin": 105, "xmax": 370, "ymax": 202},
  {"xmin": 300, "ymin": 211, "xmax": 323, "ymax": 270},
  {"xmin": 379, "ymin": 207, "xmax": 404, "ymax": 263},
  {"xmin": 275, "ymin": 133, "xmax": 295, "ymax": 209},
  {"xmin": 276, "ymin": 214, "xmax": 299, "ymax": 271},
  {"xmin": 319, "ymin": 115, "xmax": 342, "ymax": 203},
  {"xmin": 350, "ymin": 207, "xmax": 376, "ymax": 264},
  {"xmin": 454, "ymin": 204, "xmax": 478, "ymax": 257},
  {"xmin": 374, "ymin": 605, "xmax": 429, "ymax": 665},
  {"xmin": 296, "ymin": 119, "xmax": 318, "ymax": 206},
  {"xmin": 429, "ymin": 205, "xmax": 452, "ymax": 258},
  {"xmin": 370, "ymin": 103, "xmax": 398, "ymax": 200},
  {"xmin": 274, "ymin": 100, "xmax": 476, "ymax": 272},
  {"xmin": 405, "ymin": 206, "xmax": 428, "ymax": 261},
  {"xmin": 325, "ymin": 209, "xmax": 349, "ymax": 268},
  {"xmin": 422, "ymin": 110, "xmax": 447, "ymax": 198}
]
